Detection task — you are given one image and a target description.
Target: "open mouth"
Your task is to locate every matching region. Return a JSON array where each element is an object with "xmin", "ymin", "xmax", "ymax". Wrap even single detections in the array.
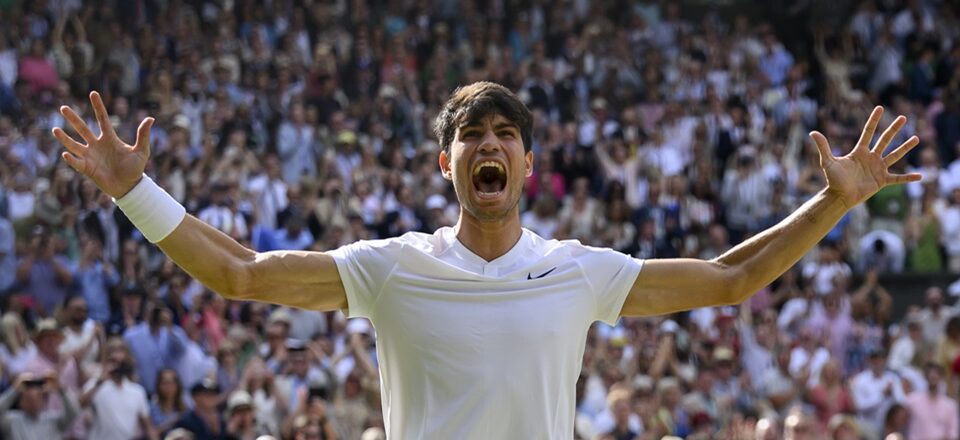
[{"xmin": 471, "ymin": 160, "xmax": 507, "ymax": 198}]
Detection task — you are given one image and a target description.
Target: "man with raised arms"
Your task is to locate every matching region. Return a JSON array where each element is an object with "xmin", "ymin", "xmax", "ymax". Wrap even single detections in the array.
[{"xmin": 53, "ymin": 82, "xmax": 919, "ymax": 438}]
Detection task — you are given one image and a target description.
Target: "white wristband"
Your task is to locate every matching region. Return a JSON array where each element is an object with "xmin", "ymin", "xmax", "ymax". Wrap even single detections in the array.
[{"xmin": 113, "ymin": 175, "xmax": 186, "ymax": 243}]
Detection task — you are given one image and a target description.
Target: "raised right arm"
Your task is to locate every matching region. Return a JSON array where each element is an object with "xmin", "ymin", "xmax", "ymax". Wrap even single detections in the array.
[{"xmin": 53, "ymin": 91, "xmax": 346, "ymax": 311}]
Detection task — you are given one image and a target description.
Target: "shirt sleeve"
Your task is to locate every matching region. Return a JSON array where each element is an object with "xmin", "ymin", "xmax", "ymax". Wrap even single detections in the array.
[
  {"xmin": 328, "ymin": 239, "xmax": 399, "ymax": 319},
  {"xmin": 573, "ymin": 244, "xmax": 644, "ymax": 326}
]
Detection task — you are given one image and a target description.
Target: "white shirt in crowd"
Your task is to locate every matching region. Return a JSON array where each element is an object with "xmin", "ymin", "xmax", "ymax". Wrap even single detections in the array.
[
  {"xmin": 330, "ymin": 227, "xmax": 643, "ymax": 439},
  {"xmin": 83, "ymin": 377, "xmax": 150, "ymax": 440},
  {"xmin": 850, "ymin": 369, "xmax": 906, "ymax": 436}
]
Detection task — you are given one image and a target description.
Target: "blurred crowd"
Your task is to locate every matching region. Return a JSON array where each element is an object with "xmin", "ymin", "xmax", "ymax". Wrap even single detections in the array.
[{"xmin": 1, "ymin": 0, "xmax": 960, "ymax": 439}]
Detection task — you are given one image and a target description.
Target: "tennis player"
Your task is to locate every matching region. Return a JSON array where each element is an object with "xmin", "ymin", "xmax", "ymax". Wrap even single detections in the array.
[{"xmin": 53, "ymin": 82, "xmax": 919, "ymax": 439}]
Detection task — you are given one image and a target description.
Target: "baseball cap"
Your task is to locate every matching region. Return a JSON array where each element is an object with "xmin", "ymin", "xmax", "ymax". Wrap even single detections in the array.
[
  {"xmin": 713, "ymin": 346, "xmax": 734, "ymax": 363},
  {"xmin": 34, "ymin": 318, "xmax": 62, "ymax": 339},
  {"xmin": 226, "ymin": 390, "xmax": 253, "ymax": 414},
  {"xmin": 425, "ymin": 194, "xmax": 447, "ymax": 211},
  {"xmin": 337, "ymin": 131, "xmax": 357, "ymax": 145},
  {"xmin": 190, "ymin": 378, "xmax": 221, "ymax": 394}
]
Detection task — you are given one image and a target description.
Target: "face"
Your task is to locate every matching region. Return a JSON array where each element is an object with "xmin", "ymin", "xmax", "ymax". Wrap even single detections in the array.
[
  {"xmin": 158, "ymin": 370, "xmax": 179, "ymax": 398},
  {"xmin": 440, "ymin": 113, "xmax": 533, "ymax": 222},
  {"xmin": 68, "ymin": 297, "xmax": 88, "ymax": 325},
  {"xmin": 19, "ymin": 385, "xmax": 43, "ymax": 415}
]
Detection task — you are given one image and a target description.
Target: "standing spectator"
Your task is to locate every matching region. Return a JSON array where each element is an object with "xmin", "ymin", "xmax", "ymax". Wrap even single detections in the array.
[
  {"xmin": 905, "ymin": 363, "xmax": 959, "ymax": 440},
  {"xmin": 0, "ymin": 312, "xmax": 37, "ymax": 377},
  {"xmin": 21, "ymin": 319, "xmax": 83, "ymax": 400},
  {"xmin": 850, "ymin": 349, "xmax": 906, "ymax": 438},
  {"xmin": 15, "ymin": 226, "xmax": 74, "ymax": 316},
  {"xmin": 80, "ymin": 339, "xmax": 156, "ymax": 440},
  {"xmin": 917, "ymin": 287, "xmax": 957, "ymax": 348},
  {"xmin": 58, "ymin": 295, "xmax": 102, "ymax": 377},
  {"xmin": 0, "ymin": 213, "xmax": 15, "ymax": 294},
  {"xmin": 173, "ymin": 379, "xmax": 226, "ymax": 439},
  {"xmin": 74, "ymin": 236, "xmax": 119, "ymax": 323},
  {"xmin": 123, "ymin": 301, "xmax": 188, "ymax": 395},
  {"xmin": 806, "ymin": 360, "xmax": 854, "ymax": 429},
  {"xmin": 276, "ymin": 101, "xmax": 316, "ymax": 184},
  {"xmin": 0, "ymin": 373, "xmax": 78, "ymax": 440},
  {"xmin": 149, "ymin": 368, "xmax": 187, "ymax": 434}
]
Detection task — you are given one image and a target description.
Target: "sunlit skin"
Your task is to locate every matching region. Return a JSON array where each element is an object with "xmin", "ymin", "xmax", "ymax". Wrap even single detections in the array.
[{"xmin": 439, "ymin": 113, "xmax": 534, "ymax": 261}]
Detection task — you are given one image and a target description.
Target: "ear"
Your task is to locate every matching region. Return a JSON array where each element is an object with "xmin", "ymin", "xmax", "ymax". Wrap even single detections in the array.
[
  {"xmin": 524, "ymin": 151, "xmax": 534, "ymax": 178},
  {"xmin": 439, "ymin": 150, "xmax": 453, "ymax": 181}
]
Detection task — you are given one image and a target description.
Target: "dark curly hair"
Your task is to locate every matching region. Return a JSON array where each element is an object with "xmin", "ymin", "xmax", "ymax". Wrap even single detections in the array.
[{"xmin": 434, "ymin": 81, "xmax": 533, "ymax": 154}]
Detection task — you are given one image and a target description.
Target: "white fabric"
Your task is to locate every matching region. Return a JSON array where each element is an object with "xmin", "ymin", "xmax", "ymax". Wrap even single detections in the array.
[
  {"xmin": 83, "ymin": 378, "xmax": 150, "ymax": 440},
  {"xmin": 329, "ymin": 227, "xmax": 643, "ymax": 439},
  {"xmin": 113, "ymin": 175, "xmax": 186, "ymax": 243}
]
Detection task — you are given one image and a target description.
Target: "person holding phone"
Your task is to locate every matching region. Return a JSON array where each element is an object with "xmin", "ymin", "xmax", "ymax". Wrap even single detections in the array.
[
  {"xmin": 80, "ymin": 338, "xmax": 157, "ymax": 440},
  {"xmin": 0, "ymin": 372, "xmax": 79, "ymax": 440}
]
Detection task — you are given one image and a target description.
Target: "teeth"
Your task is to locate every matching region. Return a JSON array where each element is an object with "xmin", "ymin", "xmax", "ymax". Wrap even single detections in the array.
[{"xmin": 473, "ymin": 161, "xmax": 505, "ymax": 176}]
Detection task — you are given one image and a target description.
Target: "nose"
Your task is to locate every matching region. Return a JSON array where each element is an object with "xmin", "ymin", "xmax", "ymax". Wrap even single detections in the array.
[{"xmin": 477, "ymin": 129, "xmax": 502, "ymax": 154}]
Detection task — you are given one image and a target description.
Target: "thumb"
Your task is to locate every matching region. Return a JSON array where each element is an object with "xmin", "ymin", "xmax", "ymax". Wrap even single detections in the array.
[
  {"xmin": 809, "ymin": 131, "xmax": 833, "ymax": 163},
  {"xmin": 133, "ymin": 117, "xmax": 155, "ymax": 157}
]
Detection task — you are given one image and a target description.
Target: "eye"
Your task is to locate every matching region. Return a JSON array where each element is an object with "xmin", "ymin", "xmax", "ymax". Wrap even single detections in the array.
[
  {"xmin": 461, "ymin": 130, "xmax": 480, "ymax": 140},
  {"xmin": 498, "ymin": 130, "xmax": 516, "ymax": 138}
]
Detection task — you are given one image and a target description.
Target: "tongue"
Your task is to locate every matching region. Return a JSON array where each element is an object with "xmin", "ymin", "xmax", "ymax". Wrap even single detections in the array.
[{"xmin": 479, "ymin": 180, "xmax": 502, "ymax": 193}]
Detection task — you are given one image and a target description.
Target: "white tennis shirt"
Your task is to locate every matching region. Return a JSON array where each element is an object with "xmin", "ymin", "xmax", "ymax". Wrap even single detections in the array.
[{"xmin": 330, "ymin": 227, "xmax": 644, "ymax": 439}]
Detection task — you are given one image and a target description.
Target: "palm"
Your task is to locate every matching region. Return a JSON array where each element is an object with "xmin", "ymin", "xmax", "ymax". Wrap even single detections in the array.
[
  {"xmin": 53, "ymin": 91, "xmax": 154, "ymax": 199},
  {"xmin": 810, "ymin": 107, "xmax": 921, "ymax": 208}
]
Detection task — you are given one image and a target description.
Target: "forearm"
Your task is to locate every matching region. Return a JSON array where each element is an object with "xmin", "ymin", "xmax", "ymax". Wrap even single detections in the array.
[
  {"xmin": 51, "ymin": 259, "xmax": 73, "ymax": 285},
  {"xmin": 714, "ymin": 188, "xmax": 848, "ymax": 303},
  {"xmin": 157, "ymin": 215, "xmax": 253, "ymax": 299},
  {"xmin": 0, "ymin": 387, "xmax": 18, "ymax": 412}
]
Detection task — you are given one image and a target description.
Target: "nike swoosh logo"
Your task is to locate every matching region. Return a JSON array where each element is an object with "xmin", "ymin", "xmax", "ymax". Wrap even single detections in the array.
[{"xmin": 527, "ymin": 267, "xmax": 557, "ymax": 280}]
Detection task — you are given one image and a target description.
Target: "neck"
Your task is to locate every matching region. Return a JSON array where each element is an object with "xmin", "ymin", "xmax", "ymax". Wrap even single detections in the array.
[{"xmin": 454, "ymin": 210, "xmax": 523, "ymax": 262}]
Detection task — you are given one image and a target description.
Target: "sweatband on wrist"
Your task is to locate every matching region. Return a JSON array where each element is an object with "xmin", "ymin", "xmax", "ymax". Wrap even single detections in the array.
[{"xmin": 113, "ymin": 175, "xmax": 186, "ymax": 243}]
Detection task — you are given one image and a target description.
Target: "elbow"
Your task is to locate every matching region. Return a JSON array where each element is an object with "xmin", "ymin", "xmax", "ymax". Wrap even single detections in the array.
[
  {"xmin": 222, "ymin": 252, "xmax": 256, "ymax": 300},
  {"xmin": 718, "ymin": 263, "xmax": 750, "ymax": 305}
]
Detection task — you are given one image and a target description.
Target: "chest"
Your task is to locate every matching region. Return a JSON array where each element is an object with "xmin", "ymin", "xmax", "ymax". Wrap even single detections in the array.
[{"xmin": 373, "ymin": 271, "xmax": 594, "ymax": 362}]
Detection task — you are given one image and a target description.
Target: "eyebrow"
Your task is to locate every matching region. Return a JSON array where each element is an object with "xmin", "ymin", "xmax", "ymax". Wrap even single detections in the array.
[{"xmin": 459, "ymin": 121, "xmax": 519, "ymax": 131}]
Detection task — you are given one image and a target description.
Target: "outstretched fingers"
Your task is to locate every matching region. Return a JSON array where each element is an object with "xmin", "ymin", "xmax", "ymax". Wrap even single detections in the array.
[
  {"xmin": 886, "ymin": 172, "xmax": 923, "ymax": 184},
  {"xmin": 883, "ymin": 136, "xmax": 920, "ymax": 167},
  {"xmin": 809, "ymin": 131, "xmax": 833, "ymax": 163},
  {"xmin": 59, "ymin": 105, "xmax": 96, "ymax": 143},
  {"xmin": 60, "ymin": 151, "xmax": 87, "ymax": 174},
  {"xmin": 89, "ymin": 91, "xmax": 115, "ymax": 139},
  {"xmin": 52, "ymin": 127, "xmax": 87, "ymax": 157},
  {"xmin": 133, "ymin": 117, "xmax": 155, "ymax": 156},
  {"xmin": 872, "ymin": 115, "xmax": 906, "ymax": 154},
  {"xmin": 854, "ymin": 106, "xmax": 883, "ymax": 152}
]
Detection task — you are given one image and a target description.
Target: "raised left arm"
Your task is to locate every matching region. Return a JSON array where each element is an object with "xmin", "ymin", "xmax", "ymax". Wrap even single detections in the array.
[{"xmin": 621, "ymin": 106, "xmax": 921, "ymax": 317}]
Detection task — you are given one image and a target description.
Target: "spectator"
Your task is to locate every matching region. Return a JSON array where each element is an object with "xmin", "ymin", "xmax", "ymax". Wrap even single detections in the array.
[
  {"xmin": 149, "ymin": 368, "xmax": 186, "ymax": 434},
  {"xmin": 123, "ymin": 301, "xmax": 188, "ymax": 395},
  {"xmin": 173, "ymin": 379, "xmax": 224, "ymax": 439},
  {"xmin": 0, "ymin": 373, "xmax": 78, "ymax": 440},
  {"xmin": 905, "ymin": 363, "xmax": 959, "ymax": 440},
  {"xmin": 57, "ymin": 295, "xmax": 102, "ymax": 378},
  {"xmin": 851, "ymin": 349, "xmax": 906, "ymax": 438},
  {"xmin": 14, "ymin": 225, "xmax": 74, "ymax": 316},
  {"xmin": 80, "ymin": 338, "xmax": 156, "ymax": 440},
  {"xmin": 0, "ymin": 312, "xmax": 37, "ymax": 377},
  {"xmin": 74, "ymin": 236, "xmax": 119, "ymax": 323}
]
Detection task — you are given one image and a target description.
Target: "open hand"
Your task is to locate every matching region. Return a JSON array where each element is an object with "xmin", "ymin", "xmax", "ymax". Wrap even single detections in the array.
[
  {"xmin": 52, "ymin": 91, "xmax": 155, "ymax": 199},
  {"xmin": 810, "ymin": 106, "xmax": 921, "ymax": 208}
]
